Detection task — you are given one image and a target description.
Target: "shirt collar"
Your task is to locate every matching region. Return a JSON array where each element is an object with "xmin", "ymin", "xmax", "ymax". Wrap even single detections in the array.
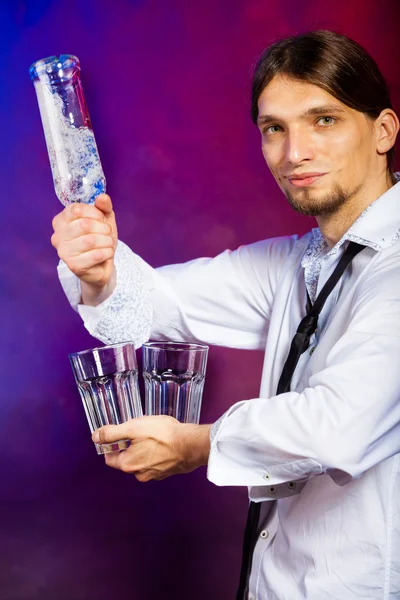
[{"xmin": 307, "ymin": 177, "xmax": 400, "ymax": 259}]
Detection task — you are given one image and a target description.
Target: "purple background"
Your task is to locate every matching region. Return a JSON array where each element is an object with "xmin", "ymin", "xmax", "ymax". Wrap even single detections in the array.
[{"xmin": 1, "ymin": 1, "xmax": 399, "ymax": 598}]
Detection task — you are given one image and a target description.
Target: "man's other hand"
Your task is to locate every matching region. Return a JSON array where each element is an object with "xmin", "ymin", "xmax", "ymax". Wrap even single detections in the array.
[{"xmin": 92, "ymin": 416, "xmax": 211, "ymax": 482}]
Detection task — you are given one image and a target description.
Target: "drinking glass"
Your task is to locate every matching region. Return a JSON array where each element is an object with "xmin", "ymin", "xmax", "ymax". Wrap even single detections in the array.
[
  {"xmin": 69, "ymin": 342, "xmax": 142, "ymax": 454},
  {"xmin": 142, "ymin": 342, "xmax": 208, "ymax": 424}
]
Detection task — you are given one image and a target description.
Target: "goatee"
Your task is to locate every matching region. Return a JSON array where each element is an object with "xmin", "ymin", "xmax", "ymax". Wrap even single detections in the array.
[{"xmin": 285, "ymin": 183, "xmax": 361, "ymax": 217}]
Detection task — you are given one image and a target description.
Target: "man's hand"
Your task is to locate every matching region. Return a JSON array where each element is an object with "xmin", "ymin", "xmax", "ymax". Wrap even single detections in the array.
[
  {"xmin": 92, "ymin": 416, "xmax": 211, "ymax": 482},
  {"xmin": 51, "ymin": 194, "xmax": 118, "ymax": 305}
]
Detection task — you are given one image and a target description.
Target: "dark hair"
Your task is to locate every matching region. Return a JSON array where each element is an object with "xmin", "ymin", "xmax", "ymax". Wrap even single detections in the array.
[{"xmin": 251, "ymin": 30, "xmax": 396, "ymax": 176}]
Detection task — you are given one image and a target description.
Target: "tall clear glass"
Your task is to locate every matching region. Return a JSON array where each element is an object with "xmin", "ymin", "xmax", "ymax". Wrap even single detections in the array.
[
  {"xmin": 142, "ymin": 342, "xmax": 208, "ymax": 424},
  {"xmin": 69, "ymin": 343, "xmax": 142, "ymax": 454},
  {"xmin": 29, "ymin": 54, "xmax": 105, "ymax": 206}
]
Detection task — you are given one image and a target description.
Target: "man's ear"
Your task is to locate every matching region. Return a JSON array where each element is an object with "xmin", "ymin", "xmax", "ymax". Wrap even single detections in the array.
[{"xmin": 375, "ymin": 108, "xmax": 399, "ymax": 155}]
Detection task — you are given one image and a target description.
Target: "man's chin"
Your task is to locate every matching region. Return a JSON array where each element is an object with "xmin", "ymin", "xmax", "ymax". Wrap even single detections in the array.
[{"xmin": 283, "ymin": 183, "xmax": 350, "ymax": 217}]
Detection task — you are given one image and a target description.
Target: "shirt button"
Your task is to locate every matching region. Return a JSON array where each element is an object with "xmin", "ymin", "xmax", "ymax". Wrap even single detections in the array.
[
  {"xmin": 309, "ymin": 346, "xmax": 316, "ymax": 356},
  {"xmin": 260, "ymin": 530, "xmax": 269, "ymax": 539}
]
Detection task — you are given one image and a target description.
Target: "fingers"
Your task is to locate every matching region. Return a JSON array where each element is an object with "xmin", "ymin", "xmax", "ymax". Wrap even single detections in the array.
[
  {"xmin": 59, "ymin": 234, "xmax": 114, "ymax": 257},
  {"xmin": 94, "ymin": 193, "xmax": 114, "ymax": 217},
  {"xmin": 51, "ymin": 210, "xmax": 66, "ymax": 232},
  {"xmin": 66, "ymin": 201, "xmax": 109, "ymax": 223},
  {"xmin": 102, "ymin": 450, "xmax": 142, "ymax": 473},
  {"xmin": 52, "ymin": 199, "xmax": 111, "ymax": 235},
  {"xmin": 92, "ymin": 416, "xmax": 176, "ymax": 446},
  {"xmin": 93, "ymin": 417, "xmax": 187, "ymax": 482},
  {"xmin": 104, "ymin": 451, "xmax": 125, "ymax": 470},
  {"xmin": 92, "ymin": 422, "xmax": 137, "ymax": 445},
  {"xmin": 103, "ymin": 450, "xmax": 155, "ymax": 481},
  {"xmin": 65, "ymin": 247, "xmax": 115, "ymax": 276},
  {"xmin": 51, "ymin": 213, "xmax": 115, "ymax": 264},
  {"xmin": 62, "ymin": 217, "xmax": 112, "ymax": 241},
  {"xmin": 51, "ymin": 196, "xmax": 117, "ymax": 289}
]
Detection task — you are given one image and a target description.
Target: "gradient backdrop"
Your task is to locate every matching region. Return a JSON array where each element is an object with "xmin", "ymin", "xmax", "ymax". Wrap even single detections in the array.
[{"xmin": 1, "ymin": 1, "xmax": 399, "ymax": 598}]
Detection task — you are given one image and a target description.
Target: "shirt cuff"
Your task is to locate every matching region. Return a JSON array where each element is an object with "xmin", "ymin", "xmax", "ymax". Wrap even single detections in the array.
[
  {"xmin": 57, "ymin": 240, "xmax": 154, "ymax": 347},
  {"xmin": 207, "ymin": 398, "xmax": 322, "ymax": 496}
]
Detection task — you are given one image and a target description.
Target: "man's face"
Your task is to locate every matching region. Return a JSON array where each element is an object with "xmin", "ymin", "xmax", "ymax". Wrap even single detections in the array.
[{"xmin": 257, "ymin": 75, "xmax": 379, "ymax": 216}]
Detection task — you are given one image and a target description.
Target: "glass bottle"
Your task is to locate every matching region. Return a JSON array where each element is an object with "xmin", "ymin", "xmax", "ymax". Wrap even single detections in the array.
[{"xmin": 29, "ymin": 54, "xmax": 106, "ymax": 206}]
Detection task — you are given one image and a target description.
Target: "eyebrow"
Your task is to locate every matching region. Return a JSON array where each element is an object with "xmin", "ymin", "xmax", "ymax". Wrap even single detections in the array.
[{"xmin": 257, "ymin": 104, "xmax": 347, "ymax": 126}]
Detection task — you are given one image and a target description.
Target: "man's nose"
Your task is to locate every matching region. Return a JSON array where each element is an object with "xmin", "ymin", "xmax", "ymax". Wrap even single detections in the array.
[{"xmin": 284, "ymin": 130, "xmax": 313, "ymax": 164}]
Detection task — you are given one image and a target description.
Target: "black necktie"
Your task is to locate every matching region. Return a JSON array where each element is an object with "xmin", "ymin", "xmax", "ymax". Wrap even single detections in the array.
[{"xmin": 236, "ymin": 240, "xmax": 366, "ymax": 600}]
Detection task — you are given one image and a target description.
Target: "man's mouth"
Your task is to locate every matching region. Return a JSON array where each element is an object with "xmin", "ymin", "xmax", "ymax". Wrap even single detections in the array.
[{"xmin": 286, "ymin": 173, "xmax": 327, "ymax": 188}]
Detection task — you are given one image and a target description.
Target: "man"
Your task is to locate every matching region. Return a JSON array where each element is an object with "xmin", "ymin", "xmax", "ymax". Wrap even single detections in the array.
[{"xmin": 52, "ymin": 31, "xmax": 400, "ymax": 599}]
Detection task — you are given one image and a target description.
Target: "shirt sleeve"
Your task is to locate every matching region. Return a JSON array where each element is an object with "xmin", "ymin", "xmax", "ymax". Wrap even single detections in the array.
[
  {"xmin": 57, "ymin": 236, "xmax": 297, "ymax": 350},
  {"xmin": 57, "ymin": 240, "xmax": 154, "ymax": 347},
  {"xmin": 207, "ymin": 252, "xmax": 400, "ymax": 500}
]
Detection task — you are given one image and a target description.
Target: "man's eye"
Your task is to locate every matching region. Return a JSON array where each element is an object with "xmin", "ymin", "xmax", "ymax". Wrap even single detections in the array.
[
  {"xmin": 263, "ymin": 125, "xmax": 282, "ymax": 134},
  {"xmin": 318, "ymin": 116, "xmax": 335, "ymax": 126}
]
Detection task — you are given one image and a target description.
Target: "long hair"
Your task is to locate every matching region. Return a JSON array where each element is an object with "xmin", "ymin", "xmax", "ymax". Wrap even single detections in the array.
[{"xmin": 251, "ymin": 30, "xmax": 396, "ymax": 176}]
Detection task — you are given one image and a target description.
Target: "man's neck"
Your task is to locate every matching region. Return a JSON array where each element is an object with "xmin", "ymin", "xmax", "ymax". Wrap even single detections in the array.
[{"xmin": 316, "ymin": 174, "xmax": 394, "ymax": 249}]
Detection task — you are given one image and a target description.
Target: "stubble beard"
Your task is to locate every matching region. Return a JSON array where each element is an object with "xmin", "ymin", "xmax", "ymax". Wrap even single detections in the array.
[{"xmin": 284, "ymin": 182, "xmax": 361, "ymax": 217}]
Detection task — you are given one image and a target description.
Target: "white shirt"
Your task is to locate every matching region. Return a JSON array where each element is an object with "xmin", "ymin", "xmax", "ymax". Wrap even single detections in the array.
[{"xmin": 59, "ymin": 182, "xmax": 400, "ymax": 599}]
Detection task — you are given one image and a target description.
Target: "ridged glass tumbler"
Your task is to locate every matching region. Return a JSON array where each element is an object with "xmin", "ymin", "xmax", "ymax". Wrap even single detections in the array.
[
  {"xmin": 69, "ymin": 343, "xmax": 143, "ymax": 454},
  {"xmin": 142, "ymin": 342, "xmax": 208, "ymax": 424}
]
